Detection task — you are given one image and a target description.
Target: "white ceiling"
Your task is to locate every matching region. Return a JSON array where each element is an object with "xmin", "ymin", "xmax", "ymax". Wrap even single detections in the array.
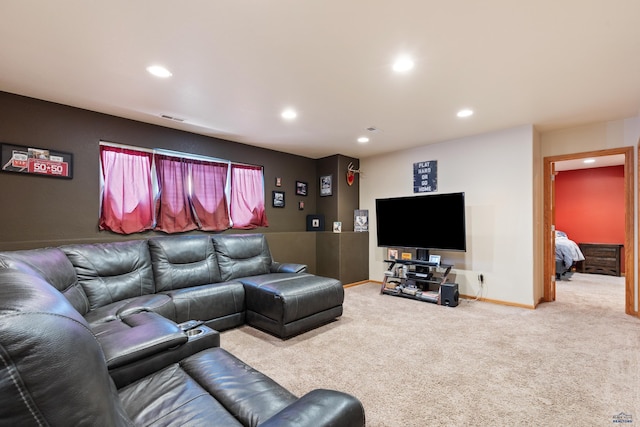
[
  {"xmin": 1, "ymin": 1, "xmax": 639, "ymax": 159},
  {"xmin": 554, "ymin": 154, "xmax": 625, "ymax": 171}
]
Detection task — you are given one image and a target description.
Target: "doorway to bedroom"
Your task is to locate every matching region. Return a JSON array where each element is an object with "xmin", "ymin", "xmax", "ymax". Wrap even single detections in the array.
[{"xmin": 543, "ymin": 147, "xmax": 634, "ymax": 316}]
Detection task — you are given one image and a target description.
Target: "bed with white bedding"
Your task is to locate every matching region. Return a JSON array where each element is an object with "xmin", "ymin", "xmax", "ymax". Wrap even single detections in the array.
[{"xmin": 555, "ymin": 230, "xmax": 585, "ymax": 279}]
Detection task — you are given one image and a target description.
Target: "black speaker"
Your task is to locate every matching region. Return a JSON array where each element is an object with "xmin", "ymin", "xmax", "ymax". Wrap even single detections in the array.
[
  {"xmin": 416, "ymin": 249, "xmax": 429, "ymax": 261},
  {"xmin": 440, "ymin": 283, "xmax": 459, "ymax": 307}
]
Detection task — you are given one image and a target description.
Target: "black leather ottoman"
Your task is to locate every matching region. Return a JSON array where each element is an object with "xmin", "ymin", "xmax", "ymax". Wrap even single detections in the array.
[{"xmin": 239, "ymin": 273, "xmax": 344, "ymax": 338}]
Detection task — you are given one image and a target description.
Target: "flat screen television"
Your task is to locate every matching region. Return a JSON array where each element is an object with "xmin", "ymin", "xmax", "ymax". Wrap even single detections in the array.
[{"xmin": 375, "ymin": 192, "xmax": 466, "ymax": 251}]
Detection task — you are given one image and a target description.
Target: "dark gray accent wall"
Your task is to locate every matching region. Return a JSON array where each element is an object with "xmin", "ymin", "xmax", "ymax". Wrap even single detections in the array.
[
  {"xmin": 314, "ymin": 154, "xmax": 368, "ymax": 283},
  {"xmin": 0, "ymin": 92, "xmax": 319, "ymax": 267},
  {"xmin": 0, "ymin": 91, "xmax": 369, "ymax": 282},
  {"xmin": 316, "ymin": 154, "xmax": 360, "ymax": 231}
]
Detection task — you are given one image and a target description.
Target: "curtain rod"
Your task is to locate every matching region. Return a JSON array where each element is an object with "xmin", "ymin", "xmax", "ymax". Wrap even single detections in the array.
[
  {"xmin": 99, "ymin": 141, "xmax": 261, "ymax": 169},
  {"xmin": 154, "ymin": 148, "xmax": 230, "ymax": 164},
  {"xmin": 100, "ymin": 140, "xmax": 154, "ymax": 154}
]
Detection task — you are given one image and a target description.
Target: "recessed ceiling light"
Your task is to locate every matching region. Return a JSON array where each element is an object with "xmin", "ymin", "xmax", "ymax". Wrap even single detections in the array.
[
  {"xmin": 281, "ymin": 109, "xmax": 297, "ymax": 120},
  {"xmin": 457, "ymin": 109, "xmax": 474, "ymax": 118},
  {"xmin": 584, "ymin": 158, "xmax": 596, "ymax": 164},
  {"xmin": 393, "ymin": 57, "xmax": 414, "ymax": 72},
  {"xmin": 357, "ymin": 137, "xmax": 370, "ymax": 143},
  {"xmin": 146, "ymin": 65, "xmax": 172, "ymax": 78}
]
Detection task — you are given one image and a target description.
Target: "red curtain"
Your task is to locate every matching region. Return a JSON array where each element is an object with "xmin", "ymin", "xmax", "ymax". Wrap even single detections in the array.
[
  {"xmin": 230, "ymin": 164, "xmax": 268, "ymax": 229},
  {"xmin": 154, "ymin": 154, "xmax": 198, "ymax": 233},
  {"xmin": 99, "ymin": 145, "xmax": 266, "ymax": 234},
  {"xmin": 99, "ymin": 146, "xmax": 154, "ymax": 234},
  {"xmin": 190, "ymin": 160, "xmax": 230, "ymax": 231}
]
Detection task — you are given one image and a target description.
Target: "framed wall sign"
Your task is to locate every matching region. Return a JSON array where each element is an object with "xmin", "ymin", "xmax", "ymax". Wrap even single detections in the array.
[
  {"xmin": 320, "ymin": 175, "xmax": 332, "ymax": 196},
  {"xmin": 296, "ymin": 180, "xmax": 308, "ymax": 196},
  {"xmin": 413, "ymin": 160, "xmax": 436, "ymax": 193},
  {"xmin": 1, "ymin": 143, "xmax": 73, "ymax": 179},
  {"xmin": 272, "ymin": 191, "xmax": 285, "ymax": 208}
]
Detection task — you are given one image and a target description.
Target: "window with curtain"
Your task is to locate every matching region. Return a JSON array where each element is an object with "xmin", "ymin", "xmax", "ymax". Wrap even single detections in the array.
[
  {"xmin": 189, "ymin": 159, "xmax": 231, "ymax": 231},
  {"xmin": 99, "ymin": 142, "xmax": 266, "ymax": 234},
  {"xmin": 154, "ymin": 154, "xmax": 198, "ymax": 233},
  {"xmin": 230, "ymin": 164, "xmax": 268, "ymax": 229},
  {"xmin": 99, "ymin": 145, "xmax": 154, "ymax": 234}
]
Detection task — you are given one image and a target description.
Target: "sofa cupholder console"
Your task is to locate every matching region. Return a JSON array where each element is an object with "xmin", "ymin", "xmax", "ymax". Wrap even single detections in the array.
[
  {"xmin": 109, "ymin": 321, "xmax": 221, "ymax": 388},
  {"xmin": 186, "ymin": 327, "xmax": 204, "ymax": 337}
]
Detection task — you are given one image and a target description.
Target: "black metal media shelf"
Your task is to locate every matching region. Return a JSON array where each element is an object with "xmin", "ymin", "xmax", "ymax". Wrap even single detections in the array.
[{"xmin": 380, "ymin": 259, "xmax": 458, "ymax": 307}]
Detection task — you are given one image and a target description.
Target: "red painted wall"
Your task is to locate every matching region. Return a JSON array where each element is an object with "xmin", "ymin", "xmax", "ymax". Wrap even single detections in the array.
[{"xmin": 555, "ymin": 165, "xmax": 625, "ymax": 272}]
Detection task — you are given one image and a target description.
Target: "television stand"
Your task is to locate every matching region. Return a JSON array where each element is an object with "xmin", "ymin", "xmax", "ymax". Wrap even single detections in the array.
[{"xmin": 380, "ymin": 259, "xmax": 459, "ymax": 307}]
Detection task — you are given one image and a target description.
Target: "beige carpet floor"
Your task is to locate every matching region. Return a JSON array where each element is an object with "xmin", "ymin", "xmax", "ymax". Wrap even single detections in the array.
[{"xmin": 221, "ymin": 274, "xmax": 640, "ymax": 426}]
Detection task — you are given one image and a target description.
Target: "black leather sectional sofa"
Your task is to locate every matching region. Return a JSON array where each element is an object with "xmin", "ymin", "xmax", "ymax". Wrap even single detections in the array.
[{"xmin": 0, "ymin": 234, "xmax": 365, "ymax": 426}]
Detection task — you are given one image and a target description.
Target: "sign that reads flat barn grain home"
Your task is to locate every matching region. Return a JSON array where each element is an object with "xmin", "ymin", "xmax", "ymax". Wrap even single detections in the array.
[{"xmin": 413, "ymin": 160, "xmax": 437, "ymax": 193}]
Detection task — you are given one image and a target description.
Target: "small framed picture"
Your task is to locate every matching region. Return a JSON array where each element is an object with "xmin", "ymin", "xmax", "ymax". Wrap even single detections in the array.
[
  {"xmin": 306, "ymin": 214, "xmax": 325, "ymax": 231},
  {"xmin": 298, "ymin": 201, "xmax": 305, "ymax": 210},
  {"xmin": 320, "ymin": 175, "xmax": 332, "ymax": 196},
  {"xmin": 296, "ymin": 180, "xmax": 308, "ymax": 196},
  {"xmin": 388, "ymin": 249, "xmax": 398, "ymax": 260},
  {"xmin": 429, "ymin": 255, "xmax": 441, "ymax": 265},
  {"xmin": 333, "ymin": 221, "xmax": 342, "ymax": 232},
  {"xmin": 275, "ymin": 177, "xmax": 282, "ymax": 187},
  {"xmin": 272, "ymin": 190, "xmax": 285, "ymax": 208}
]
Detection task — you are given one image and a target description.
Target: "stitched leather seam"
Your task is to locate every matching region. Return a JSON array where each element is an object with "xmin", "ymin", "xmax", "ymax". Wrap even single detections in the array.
[{"xmin": 0, "ymin": 345, "xmax": 46, "ymax": 425}]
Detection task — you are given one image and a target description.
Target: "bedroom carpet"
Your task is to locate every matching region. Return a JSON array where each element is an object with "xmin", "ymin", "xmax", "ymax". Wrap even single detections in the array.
[{"xmin": 220, "ymin": 273, "xmax": 639, "ymax": 426}]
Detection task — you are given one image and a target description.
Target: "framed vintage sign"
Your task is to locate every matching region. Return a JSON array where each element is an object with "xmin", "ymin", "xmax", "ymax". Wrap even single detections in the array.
[
  {"xmin": 272, "ymin": 190, "xmax": 285, "ymax": 208},
  {"xmin": 320, "ymin": 175, "xmax": 332, "ymax": 196},
  {"xmin": 413, "ymin": 160, "xmax": 436, "ymax": 193},
  {"xmin": 295, "ymin": 180, "xmax": 308, "ymax": 196},
  {"xmin": 1, "ymin": 143, "xmax": 73, "ymax": 179}
]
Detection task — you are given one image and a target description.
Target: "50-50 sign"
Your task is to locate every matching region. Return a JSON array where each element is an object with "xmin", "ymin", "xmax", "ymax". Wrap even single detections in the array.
[{"xmin": 1, "ymin": 143, "xmax": 73, "ymax": 179}]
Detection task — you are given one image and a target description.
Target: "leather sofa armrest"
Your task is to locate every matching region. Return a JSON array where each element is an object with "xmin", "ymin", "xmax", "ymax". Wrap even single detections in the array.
[
  {"xmin": 99, "ymin": 312, "xmax": 188, "ymax": 369},
  {"xmin": 270, "ymin": 262, "xmax": 307, "ymax": 273},
  {"xmin": 110, "ymin": 326, "xmax": 220, "ymax": 388},
  {"xmin": 259, "ymin": 389, "xmax": 365, "ymax": 427}
]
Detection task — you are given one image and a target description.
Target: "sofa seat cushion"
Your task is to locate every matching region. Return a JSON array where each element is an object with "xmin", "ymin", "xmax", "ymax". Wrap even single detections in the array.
[
  {"xmin": 86, "ymin": 294, "xmax": 175, "ymax": 328},
  {"xmin": 119, "ymin": 359, "xmax": 244, "ymax": 427},
  {"xmin": 164, "ymin": 281, "xmax": 245, "ymax": 328},
  {"xmin": 240, "ymin": 273, "xmax": 344, "ymax": 338},
  {"xmin": 119, "ymin": 347, "xmax": 297, "ymax": 427}
]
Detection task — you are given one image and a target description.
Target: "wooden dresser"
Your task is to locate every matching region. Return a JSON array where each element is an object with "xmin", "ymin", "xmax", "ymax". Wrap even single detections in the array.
[{"xmin": 578, "ymin": 243, "xmax": 623, "ymax": 276}]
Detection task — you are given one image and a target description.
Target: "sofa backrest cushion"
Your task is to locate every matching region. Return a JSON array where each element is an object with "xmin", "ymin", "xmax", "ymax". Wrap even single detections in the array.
[
  {"xmin": 149, "ymin": 235, "xmax": 222, "ymax": 292},
  {"xmin": 62, "ymin": 240, "xmax": 155, "ymax": 310},
  {"xmin": 0, "ymin": 248, "xmax": 90, "ymax": 315},
  {"xmin": 211, "ymin": 234, "xmax": 272, "ymax": 281},
  {"xmin": 0, "ymin": 268, "xmax": 132, "ymax": 426}
]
